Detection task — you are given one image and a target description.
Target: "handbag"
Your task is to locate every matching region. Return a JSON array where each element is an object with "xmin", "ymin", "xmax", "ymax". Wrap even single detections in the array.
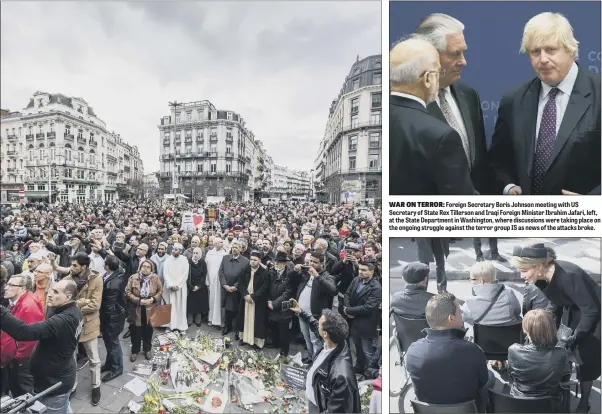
[
  {"xmin": 556, "ymin": 306, "xmax": 574, "ymax": 347},
  {"xmin": 147, "ymin": 298, "xmax": 172, "ymax": 328}
]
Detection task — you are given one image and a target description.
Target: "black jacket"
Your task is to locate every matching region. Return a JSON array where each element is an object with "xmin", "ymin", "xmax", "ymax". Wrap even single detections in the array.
[
  {"xmin": 0, "ymin": 302, "xmax": 83, "ymax": 397},
  {"xmin": 427, "ymin": 82, "xmax": 491, "ymax": 194},
  {"xmin": 299, "ymin": 310, "xmax": 360, "ymax": 413},
  {"xmin": 268, "ymin": 266, "xmax": 295, "ymax": 322},
  {"xmin": 296, "ymin": 270, "xmax": 337, "ymax": 317},
  {"xmin": 405, "ymin": 328, "xmax": 489, "ymax": 405},
  {"xmin": 100, "ymin": 269, "xmax": 126, "ymax": 337},
  {"xmin": 324, "ymin": 251, "xmax": 339, "ymax": 275},
  {"xmin": 331, "ymin": 260, "xmax": 358, "ymax": 295},
  {"xmin": 344, "ymin": 276, "xmax": 382, "ymax": 338},
  {"xmin": 391, "ymin": 284, "xmax": 434, "ymax": 319},
  {"xmin": 507, "ymin": 344, "xmax": 570, "ymax": 399},
  {"xmin": 390, "ymin": 94, "xmax": 475, "ymax": 195}
]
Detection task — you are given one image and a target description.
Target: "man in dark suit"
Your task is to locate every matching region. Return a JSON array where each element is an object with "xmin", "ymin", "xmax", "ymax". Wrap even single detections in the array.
[
  {"xmin": 489, "ymin": 12, "xmax": 601, "ymax": 195},
  {"xmin": 416, "ymin": 238, "xmax": 449, "ymax": 293},
  {"xmin": 390, "ymin": 36, "xmax": 475, "ymax": 195},
  {"xmin": 415, "ymin": 14, "xmax": 491, "ymax": 194}
]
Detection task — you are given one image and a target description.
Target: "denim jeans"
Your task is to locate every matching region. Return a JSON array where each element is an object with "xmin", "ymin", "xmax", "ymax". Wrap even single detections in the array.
[
  {"xmin": 39, "ymin": 392, "xmax": 72, "ymax": 414},
  {"xmin": 299, "ymin": 317, "xmax": 322, "ymax": 359},
  {"xmin": 101, "ymin": 324, "xmax": 124, "ymax": 373}
]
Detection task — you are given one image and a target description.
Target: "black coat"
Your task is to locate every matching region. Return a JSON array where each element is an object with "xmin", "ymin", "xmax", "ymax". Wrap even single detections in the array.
[
  {"xmin": 100, "ymin": 269, "xmax": 126, "ymax": 338},
  {"xmin": 344, "ymin": 276, "xmax": 382, "ymax": 338},
  {"xmin": 299, "ymin": 311, "xmax": 360, "ymax": 413},
  {"xmin": 537, "ymin": 260, "xmax": 601, "ymax": 381},
  {"xmin": 331, "ymin": 260, "xmax": 358, "ymax": 295},
  {"xmin": 427, "ymin": 82, "xmax": 491, "ymax": 194},
  {"xmin": 188, "ymin": 259, "xmax": 209, "ymax": 315},
  {"xmin": 489, "ymin": 64, "xmax": 601, "ymax": 195},
  {"xmin": 391, "ymin": 284, "xmax": 434, "ymax": 319},
  {"xmin": 296, "ymin": 270, "xmax": 337, "ymax": 317},
  {"xmin": 268, "ymin": 267, "xmax": 294, "ymax": 322},
  {"xmin": 390, "ymin": 94, "xmax": 475, "ymax": 195},
  {"xmin": 0, "ymin": 302, "xmax": 83, "ymax": 397},
  {"xmin": 236, "ymin": 265, "xmax": 270, "ymax": 338}
]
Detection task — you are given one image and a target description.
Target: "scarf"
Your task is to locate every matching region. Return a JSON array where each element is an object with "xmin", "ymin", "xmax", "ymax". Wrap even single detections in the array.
[
  {"xmin": 72, "ymin": 272, "xmax": 89, "ymax": 292},
  {"xmin": 140, "ymin": 273, "xmax": 151, "ymax": 299}
]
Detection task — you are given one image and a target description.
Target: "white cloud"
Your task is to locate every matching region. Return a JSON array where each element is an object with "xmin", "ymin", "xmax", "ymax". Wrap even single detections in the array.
[{"xmin": 1, "ymin": 1, "xmax": 381, "ymax": 172}]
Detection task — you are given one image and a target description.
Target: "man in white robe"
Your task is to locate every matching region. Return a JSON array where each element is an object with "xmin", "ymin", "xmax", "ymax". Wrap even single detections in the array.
[
  {"xmin": 162, "ymin": 243, "xmax": 189, "ymax": 332},
  {"xmin": 205, "ymin": 237, "xmax": 227, "ymax": 327}
]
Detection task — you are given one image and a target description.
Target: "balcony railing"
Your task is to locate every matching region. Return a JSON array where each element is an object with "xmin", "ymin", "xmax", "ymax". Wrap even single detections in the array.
[
  {"xmin": 7, "ymin": 167, "xmax": 16, "ymax": 172},
  {"xmin": 226, "ymin": 135, "xmax": 233, "ymax": 142},
  {"xmin": 225, "ymin": 152, "xmax": 233, "ymax": 158},
  {"xmin": 185, "ymin": 137, "xmax": 192, "ymax": 143},
  {"xmin": 47, "ymin": 132, "xmax": 56, "ymax": 138},
  {"xmin": 6, "ymin": 150, "xmax": 17, "ymax": 156},
  {"xmin": 26, "ymin": 134, "xmax": 34, "ymax": 140},
  {"xmin": 210, "ymin": 134, "xmax": 218, "ymax": 141},
  {"xmin": 89, "ymin": 140, "xmax": 97, "ymax": 146},
  {"xmin": 64, "ymin": 134, "xmax": 74, "ymax": 141},
  {"xmin": 369, "ymin": 141, "xmax": 380, "ymax": 148},
  {"xmin": 77, "ymin": 136, "xmax": 86, "ymax": 143},
  {"xmin": 196, "ymin": 137, "xmax": 204, "ymax": 143},
  {"xmin": 36, "ymin": 133, "xmax": 45, "ymax": 138}
]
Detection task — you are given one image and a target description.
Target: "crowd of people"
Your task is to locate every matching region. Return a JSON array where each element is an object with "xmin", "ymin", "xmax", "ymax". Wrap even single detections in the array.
[
  {"xmin": 392, "ymin": 243, "xmax": 601, "ymax": 413},
  {"xmin": 0, "ymin": 199, "xmax": 383, "ymax": 413}
]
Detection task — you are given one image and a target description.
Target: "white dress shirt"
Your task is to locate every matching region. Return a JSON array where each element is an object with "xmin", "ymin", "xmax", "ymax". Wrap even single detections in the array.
[
  {"xmin": 391, "ymin": 91, "xmax": 426, "ymax": 108},
  {"xmin": 435, "ymin": 86, "xmax": 469, "ymax": 142},
  {"xmin": 503, "ymin": 62, "xmax": 579, "ymax": 194}
]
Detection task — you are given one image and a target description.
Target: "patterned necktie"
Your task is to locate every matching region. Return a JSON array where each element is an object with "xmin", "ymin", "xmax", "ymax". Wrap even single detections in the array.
[
  {"xmin": 439, "ymin": 89, "xmax": 471, "ymax": 166},
  {"xmin": 532, "ymin": 87, "xmax": 560, "ymax": 195}
]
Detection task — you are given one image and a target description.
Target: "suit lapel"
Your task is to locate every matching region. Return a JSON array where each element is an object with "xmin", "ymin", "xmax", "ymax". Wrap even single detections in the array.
[
  {"xmin": 451, "ymin": 84, "xmax": 476, "ymax": 166},
  {"xmin": 547, "ymin": 69, "xmax": 591, "ymax": 170},
  {"xmin": 523, "ymin": 80, "xmax": 541, "ymax": 194},
  {"xmin": 427, "ymin": 101, "xmax": 447, "ymax": 124}
]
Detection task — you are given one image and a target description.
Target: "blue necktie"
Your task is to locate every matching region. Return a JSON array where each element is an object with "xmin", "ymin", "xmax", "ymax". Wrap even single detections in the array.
[{"xmin": 532, "ymin": 88, "xmax": 559, "ymax": 195}]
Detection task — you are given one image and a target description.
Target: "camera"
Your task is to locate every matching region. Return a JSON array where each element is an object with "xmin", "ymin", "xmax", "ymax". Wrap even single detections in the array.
[
  {"xmin": 281, "ymin": 300, "xmax": 292, "ymax": 311},
  {"xmin": 300, "ymin": 265, "xmax": 310, "ymax": 272}
]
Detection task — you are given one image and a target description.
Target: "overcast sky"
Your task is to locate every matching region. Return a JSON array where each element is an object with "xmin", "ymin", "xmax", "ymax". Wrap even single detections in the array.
[{"xmin": 1, "ymin": 1, "xmax": 381, "ymax": 172}]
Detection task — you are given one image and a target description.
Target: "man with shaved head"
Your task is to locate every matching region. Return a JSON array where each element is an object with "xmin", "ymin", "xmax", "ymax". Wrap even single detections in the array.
[{"xmin": 390, "ymin": 36, "xmax": 474, "ymax": 195}]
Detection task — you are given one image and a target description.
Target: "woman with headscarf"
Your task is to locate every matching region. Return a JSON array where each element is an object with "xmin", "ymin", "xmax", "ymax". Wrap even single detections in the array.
[
  {"xmin": 511, "ymin": 243, "xmax": 601, "ymax": 413},
  {"xmin": 125, "ymin": 259, "xmax": 163, "ymax": 362},
  {"xmin": 187, "ymin": 247, "xmax": 209, "ymax": 327}
]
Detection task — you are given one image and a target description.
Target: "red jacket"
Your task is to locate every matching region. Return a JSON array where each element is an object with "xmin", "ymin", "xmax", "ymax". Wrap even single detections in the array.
[{"xmin": 0, "ymin": 291, "xmax": 44, "ymax": 366}]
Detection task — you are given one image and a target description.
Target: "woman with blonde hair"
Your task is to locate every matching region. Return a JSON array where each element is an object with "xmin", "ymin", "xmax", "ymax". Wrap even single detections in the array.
[
  {"xmin": 507, "ymin": 309, "xmax": 570, "ymax": 411},
  {"xmin": 511, "ymin": 243, "xmax": 600, "ymax": 413}
]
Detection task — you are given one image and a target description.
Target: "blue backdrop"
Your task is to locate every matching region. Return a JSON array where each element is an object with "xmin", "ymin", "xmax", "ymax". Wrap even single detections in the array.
[{"xmin": 389, "ymin": 1, "xmax": 601, "ymax": 145}]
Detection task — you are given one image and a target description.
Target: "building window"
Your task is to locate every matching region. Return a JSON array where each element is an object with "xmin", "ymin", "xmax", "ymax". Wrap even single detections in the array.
[
  {"xmin": 175, "ymin": 115, "xmax": 180, "ymax": 123},
  {"xmin": 352, "ymin": 78, "xmax": 359, "ymax": 90},
  {"xmin": 373, "ymin": 72, "xmax": 381, "ymax": 84},
  {"xmin": 164, "ymin": 131, "xmax": 170, "ymax": 139},
  {"xmin": 369, "ymin": 132, "xmax": 380, "ymax": 148},
  {"xmin": 227, "ymin": 112, "xmax": 232, "ymax": 120},
  {"xmin": 369, "ymin": 154, "xmax": 379, "ymax": 169},
  {"xmin": 211, "ymin": 163, "xmax": 217, "ymax": 173},
  {"xmin": 29, "ymin": 126, "xmax": 33, "ymax": 135},
  {"xmin": 348, "ymin": 136, "xmax": 357, "ymax": 151},
  {"xmin": 210, "ymin": 145, "xmax": 217, "ymax": 153},
  {"xmin": 351, "ymin": 98, "xmax": 359, "ymax": 114},
  {"xmin": 185, "ymin": 162, "xmax": 191, "ymax": 171},
  {"xmin": 226, "ymin": 146, "xmax": 232, "ymax": 154},
  {"xmin": 187, "ymin": 112, "xmax": 192, "ymax": 122},
  {"xmin": 27, "ymin": 185, "xmax": 35, "ymax": 191},
  {"xmin": 197, "ymin": 163, "xmax": 203, "ymax": 172},
  {"xmin": 39, "ymin": 184, "xmax": 46, "ymax": 191},
  {"xmin": 349, "ymin": 156, "xmax": 356, "ymax": 170},
  {"xmin": 371, "ymin": 93, "xmax": 381, "ymax": 108},
  {"xmin": 50, "ymin": 124, "xmax": 55, "ymax": 132},
  {"xmin": 350, "ymin": 114, "xmax": 358, "ymax": 128},
  {"xmin": 65, "ymin": 169, "xmax": 72, "ymax": 178},
  {"xmin": 226, "ymin": 163, "xmax": 232, "ymax": 173},
  {"xmin": 370, "ymin": 110, "xmax": 381, "ymax": 124}
]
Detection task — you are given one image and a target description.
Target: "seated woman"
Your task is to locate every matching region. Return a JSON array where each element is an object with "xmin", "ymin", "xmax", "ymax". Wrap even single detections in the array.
[{"xmin": 507, "ymin": 309, "xmax": 571, "ymax": 411}]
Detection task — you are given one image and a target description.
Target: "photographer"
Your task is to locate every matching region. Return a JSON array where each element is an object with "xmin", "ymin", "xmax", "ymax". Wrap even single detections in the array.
[
  {"xmin": 294, "ymin": 252, "xmax": 337, "ymax": 363},
  {"xmin": 331, "ymin": 243, "xmax": 363, "ymax": 314},
  {"xmin": 0, "ymin": 279, "xmax": 83, "ymax": 414},
  {"xmin": 289, "ymin": 298, "xmax": 360, "ymax": 413}
]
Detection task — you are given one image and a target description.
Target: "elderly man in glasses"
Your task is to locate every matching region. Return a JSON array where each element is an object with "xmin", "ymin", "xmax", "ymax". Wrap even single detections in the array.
[{"xmin": 0, "ymin": 274, "xmax": 44, "ymax": 397}]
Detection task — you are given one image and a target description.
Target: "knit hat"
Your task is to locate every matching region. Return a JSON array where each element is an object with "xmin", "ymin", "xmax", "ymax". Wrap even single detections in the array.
[
  {"xmin": 402, "ymin": 262, "xmax": 430, "ymax": 284},
  {"xmin": 173, "ymin": 243, "xmax": 184, "ymax": 250}
]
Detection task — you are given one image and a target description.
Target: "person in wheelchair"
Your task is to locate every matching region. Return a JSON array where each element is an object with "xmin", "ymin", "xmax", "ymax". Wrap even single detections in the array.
[
  {"xmin": 391, "ymin": 262, "xmax": 433, "ymax": 319},
  {"xmin": 507, "ymin": 309, "xmax": 571, "ymax": 412}
]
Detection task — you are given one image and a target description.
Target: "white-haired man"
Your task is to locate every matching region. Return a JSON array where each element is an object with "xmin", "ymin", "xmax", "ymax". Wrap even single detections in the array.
[
  {"xmin": 489, "ymin": 12, "xmax": 600, "ymax": 195},
  {"xmin": 390, "ymin": 36, "xmax": 475, "ymax": 195},
  {"xmin": 415, "ymin": 13, "xmax": 491, "ymax": 195}
]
